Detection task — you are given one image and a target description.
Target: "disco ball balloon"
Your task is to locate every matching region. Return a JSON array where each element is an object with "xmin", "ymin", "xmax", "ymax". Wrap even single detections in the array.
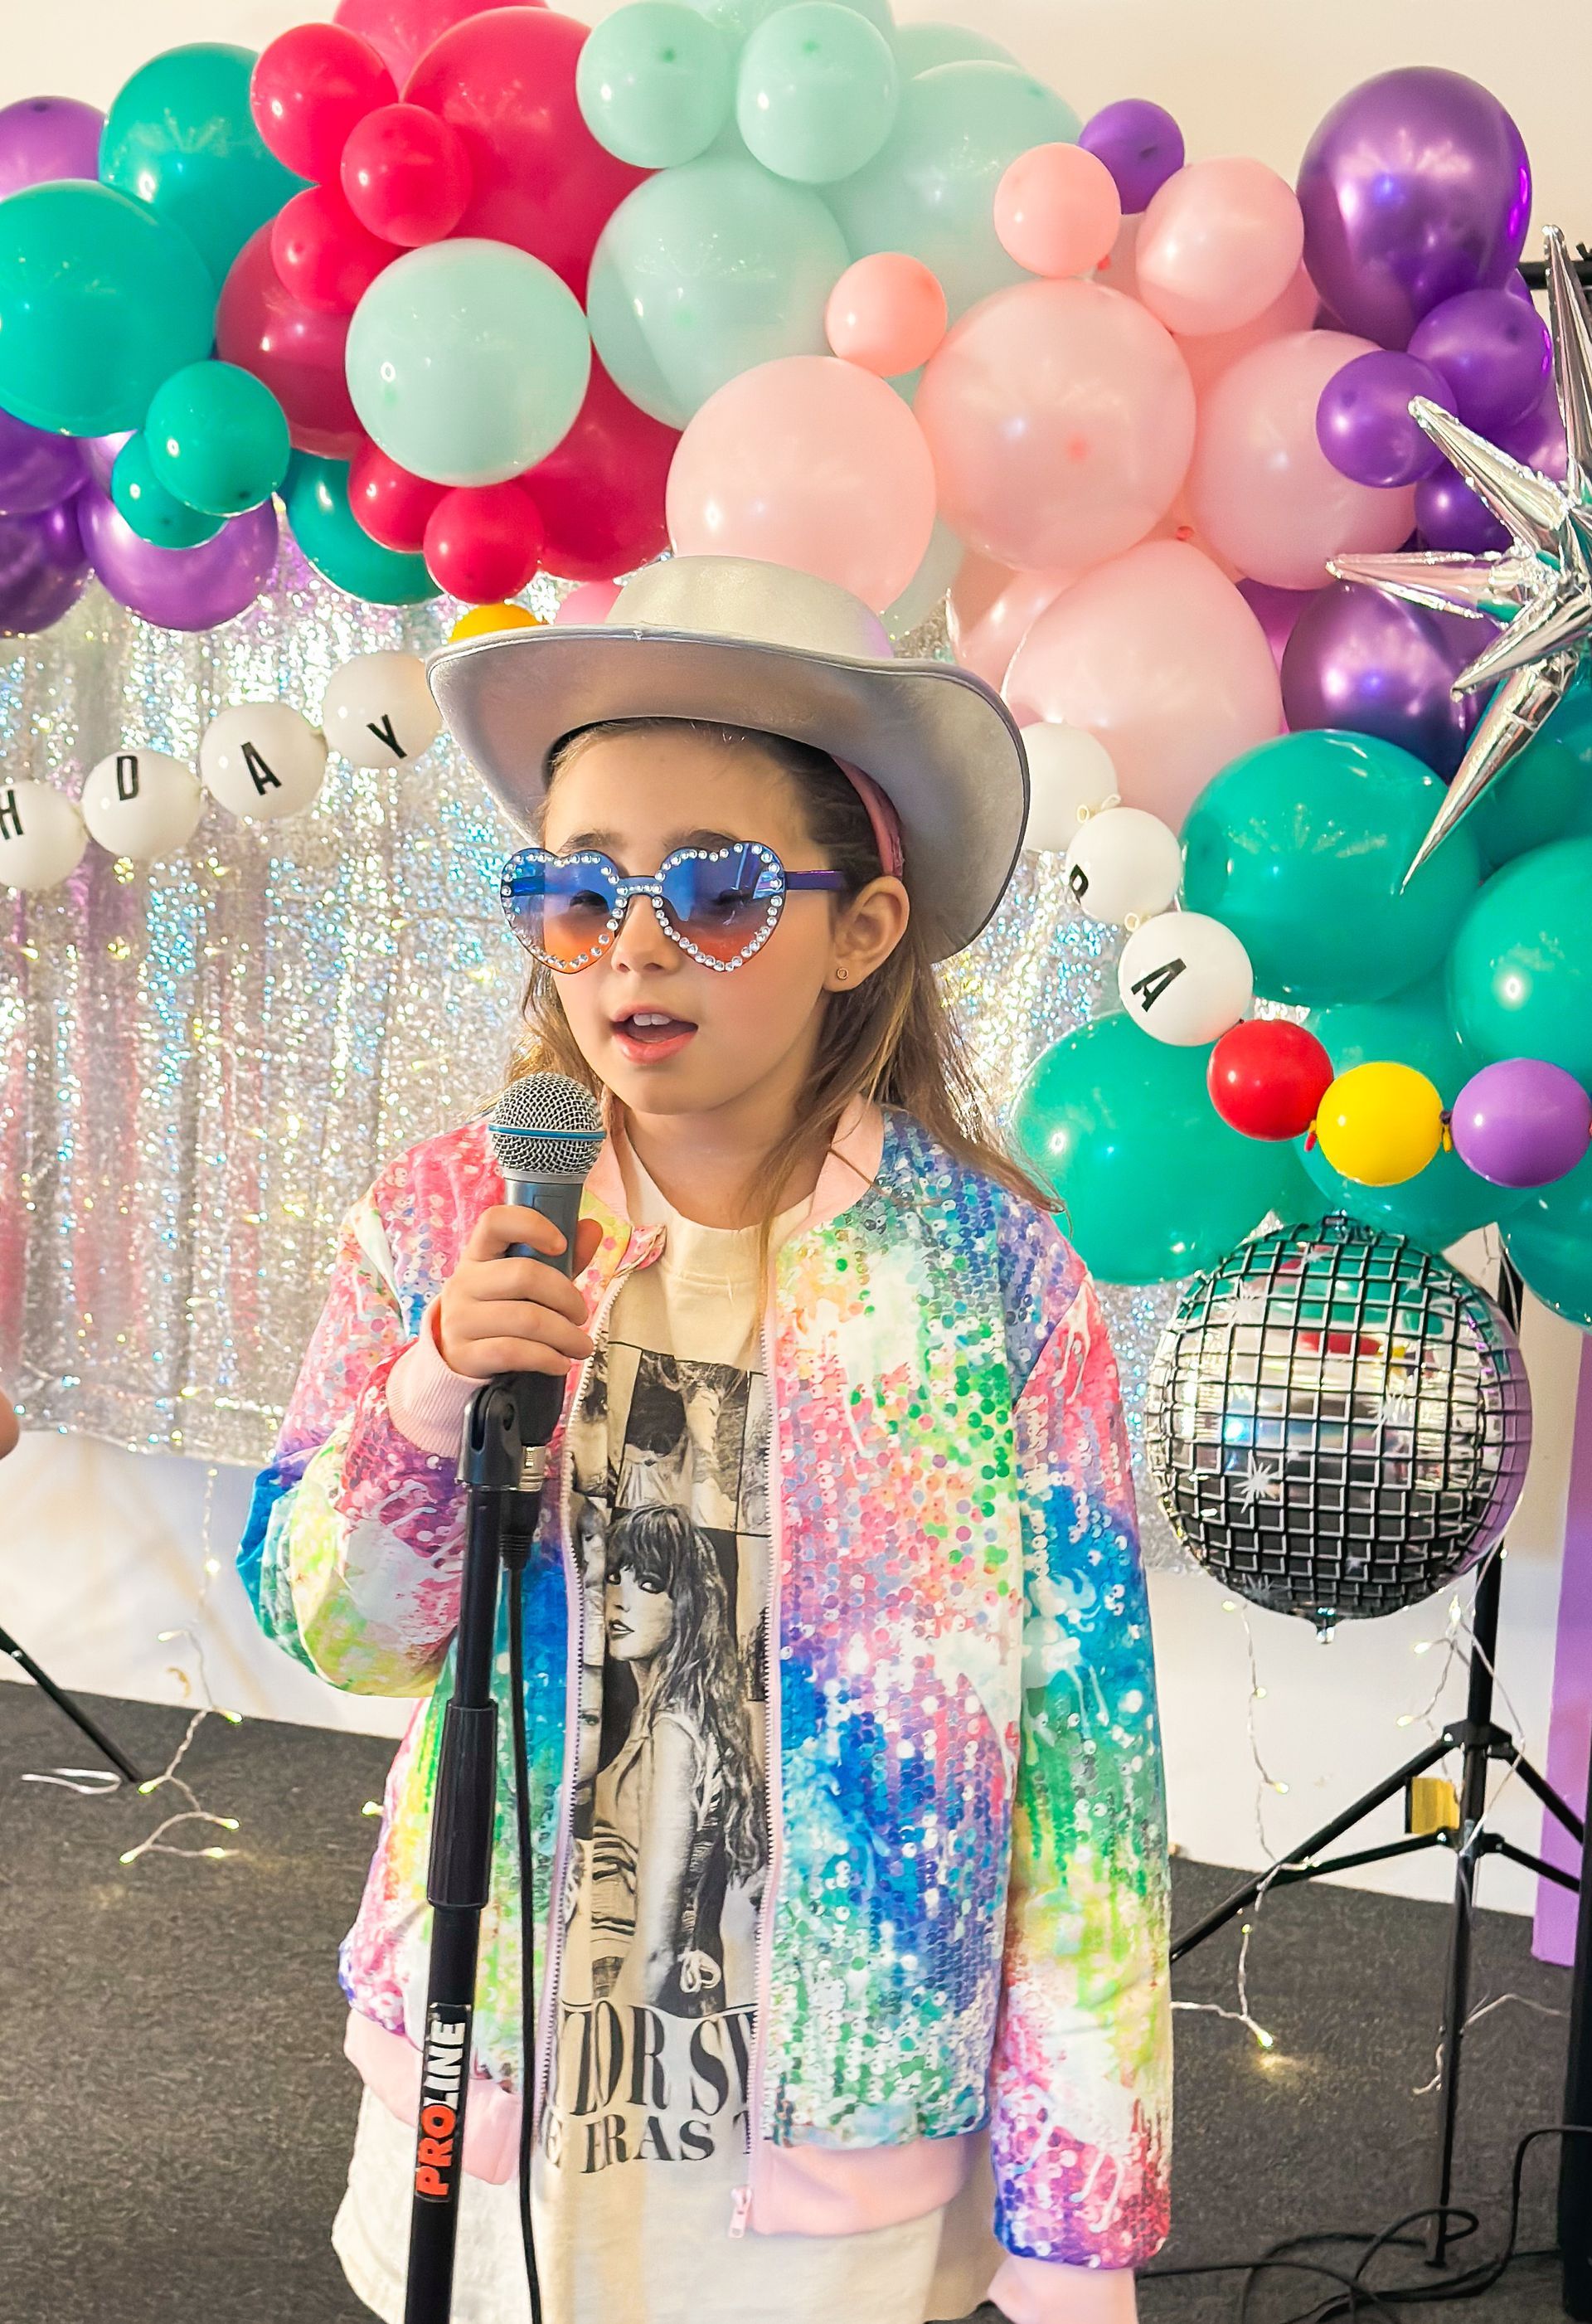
[{"xmin": 1144, "ymin": 1216, "xmax": 1531, "ymax": 1630}]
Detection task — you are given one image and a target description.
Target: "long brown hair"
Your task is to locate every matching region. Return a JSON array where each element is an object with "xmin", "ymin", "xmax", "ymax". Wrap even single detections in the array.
[{"xmin": 504, "ymin": 717, "xmax": 1052, "ymax": 1223}]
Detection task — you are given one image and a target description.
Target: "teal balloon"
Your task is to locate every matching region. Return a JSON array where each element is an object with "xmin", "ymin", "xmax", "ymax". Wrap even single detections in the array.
[
  {"xmin": 346, "ymin": 240, "xmax": 592, "ymax": 488},
  {"xmin": 825, "ymin": 62, "xmax": 1081, "ymax": 319},
  {"xmin": 680, "ymin": 0, "xmax": 788, "ymax": 41},
  {"xmin": 586, "ymin": 152, "xmax": 850, "ymax": 426},
  {"xmin": 737, "ymin": 3, "xmax": 899, "ymax": 183},
  {"xmin": 1504, "ymin": 1145, "xmax": 1592, "ymax": 1331},
  {"xmin": 284, "ymin": 455, "xmax": 438, "ymax": 606},
  {"xmin": 1449, "ymin": 834, "xmax": 1592, "ymax": 1081},
  {"xmin": 894, "ymin": 24, "xmax": 1016, "ymax": 73},
  {"xmin": 100, "ymin": 43, "xmax": 305, "ymax": 294},
  {"xmin": 577, "ymin": 3, "xmax": 733, "ymax": 169},
  {"xmin": 0, "ymin": 180, "xmax": 215, "ymax": 435},
  {"xmin": 1181, "ymin": 730, "xmax": 1481, "ymax": 1008},
  {"xmin": 145, "ymin": 361, "xmax": 290, "ymax": 517},
  {"xmin": 1010, "ymin": 1011, "xmax": 1294, "ymax": 1286},
  {"xmin": 1468, "ymin": 737, "xmax": 1592, "ymax": 869},
  {"xmin": 110, "ymin": 434, "xmax": 223, "ymax": 547}
]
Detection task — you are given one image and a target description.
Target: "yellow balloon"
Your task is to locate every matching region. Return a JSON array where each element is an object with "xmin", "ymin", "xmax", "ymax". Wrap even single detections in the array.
[
  {"xmin": 1313, "ymin": 1061, "xmax": 1444, "ymax": 1186},
  {"xmin": 448, "ymin": 602, "xmax": 542, "ymax": 642}
]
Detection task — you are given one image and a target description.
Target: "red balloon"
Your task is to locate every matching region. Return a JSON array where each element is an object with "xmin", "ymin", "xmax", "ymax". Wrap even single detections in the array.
[
  {"xmin": 523, "ymin": 359, "xmax": 677, "ymax": 583},
  {"xmin": 1208, "ymin": 1019, "xmax": 1335, "ymax": 1142},
  {"xmin": 404, "ymin": 10, "xmax": 647, "ymax": 294},
  {"xmin": 351, "ymin": 440, "xmax": 446, "ymax": 551},
  {"xmin": 333, "ymin": 0, "xmax": 536, "ymax": 88},
  {"xmin": 425, "ymin": 481, "xmax": 546, "ymax": 600},
  {"xmin": 342, "ymin": 103, "xmax": 472, "ymax": 246},
  {"xmin": 216, "ymin": 224, "xmax": 365, "ymax": 461},
  {"xmin": 251, "ymin": 23, "xmax": 396, "ymax": 183},
  {"xmin": 271, "ymin": 184, "xmax": 392, "ymax": 314}
]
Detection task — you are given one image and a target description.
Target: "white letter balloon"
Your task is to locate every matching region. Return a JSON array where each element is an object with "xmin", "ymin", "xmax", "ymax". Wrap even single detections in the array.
[
  {"xmin": 0, "ymin": 779, "xmax": 87, "ymax": 891},
  {"xmin": 1063, "ymin": 805, "xmax": 1182, "ymax": 926},
  {"xmin": 1116, "ymin": 911, "xmax": 1254, "ymax": 1044},
  {"xmin": 200, "ymin": 704, "xmax": 328, "ymax": 823},
  {"xmin": 1021, "ymin": 722, "xmax": 1118, "ymax": 853},
  {"xmin": 321, "ymin": 650, "xmax": 442, "ymax": 769},
  {"xmin": 80, "ymin": 750, "xmax": 204, "ymax": 862}
]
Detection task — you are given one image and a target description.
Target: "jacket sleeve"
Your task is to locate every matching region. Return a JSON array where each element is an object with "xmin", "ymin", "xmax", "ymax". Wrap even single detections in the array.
[
  {"xmin": 988, "ymin": 1267, "xmax": 1172, "ymax": 2318},
  {"xmin": 236, "ymin": 1187, "xmax": 474, "ymax": 1697}
]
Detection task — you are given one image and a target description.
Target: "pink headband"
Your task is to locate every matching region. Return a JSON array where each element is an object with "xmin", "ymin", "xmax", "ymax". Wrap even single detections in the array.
[{"xmin": 835, "ymin": 758, "xmax": 905, "ymax": 879}]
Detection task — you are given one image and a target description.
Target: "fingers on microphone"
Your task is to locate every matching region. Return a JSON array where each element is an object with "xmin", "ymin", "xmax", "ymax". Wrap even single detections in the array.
[
  {"xmin": 470, "ymin": 1339, "xmax": 577, "ymax": 1378},
  {"xmin": 476, "ymin": 1256, "xmax": 590, "ymax": 1322},
  {"xmin": 460, "ymin": 1302, "xmax": 593, "ymax": 1361},
  {"xmin": 471, "ymin": 1203, "xmax": 566, "ymax": 1259}
]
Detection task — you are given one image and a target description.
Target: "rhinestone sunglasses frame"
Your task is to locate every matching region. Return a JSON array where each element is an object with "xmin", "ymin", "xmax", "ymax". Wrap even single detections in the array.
[{"xmin": 499, "ymin": 842, "xmax": 846, "ymax": 975}]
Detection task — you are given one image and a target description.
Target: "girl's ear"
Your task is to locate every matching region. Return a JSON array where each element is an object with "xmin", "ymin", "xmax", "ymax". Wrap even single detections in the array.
[{"xmin": 828, "ymin": 877, "xmax": 910, "ymax": 992}]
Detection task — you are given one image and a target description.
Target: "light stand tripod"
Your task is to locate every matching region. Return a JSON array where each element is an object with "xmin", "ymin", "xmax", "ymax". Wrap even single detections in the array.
[
  {"xmin": 0, "ymin": 1621, "xmax": 145, "ymax": 1785},
  {"xmin": 1171, "ymin": 1260, "xmax": 1585, "ymax": 2267}
]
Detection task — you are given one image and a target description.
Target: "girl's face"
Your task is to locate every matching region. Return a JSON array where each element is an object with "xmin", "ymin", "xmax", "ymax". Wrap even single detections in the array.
[{"xmin": 605, "ymin": 1563, "xmax": 675, "ymax": 1663}]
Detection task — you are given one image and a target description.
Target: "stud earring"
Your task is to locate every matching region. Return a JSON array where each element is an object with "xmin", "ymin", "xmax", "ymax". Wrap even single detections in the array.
[{"xmin": 833, "ymin": 965, "xmax": 849, "ymax": 982}]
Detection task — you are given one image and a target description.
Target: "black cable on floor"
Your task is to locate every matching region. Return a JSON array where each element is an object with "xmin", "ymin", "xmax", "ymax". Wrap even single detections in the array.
[{"xmin": 508, "ymin": 1569, "xmax": 545, "ymax": 2324}]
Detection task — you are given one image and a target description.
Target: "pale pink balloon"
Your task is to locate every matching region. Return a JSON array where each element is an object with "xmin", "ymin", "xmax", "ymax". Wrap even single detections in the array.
[
  {"xmin": 1004, "ymin": 538, "xmax": 1283, "ymax": 827},
  {"xmin": 949, "ymin": 563, "xmax": 1074, "ymax": 693},
  {"xmin": 916, "ymin": 279, "xmax": 1196, "ymax": 572},
  {"xmin": 1094, "ymin": 212, "xmax": 1141, "ymax": 302},
  {"xmin": 1136, "ymin": 158, "xmax": 1304, "ymax": 337},
  {"xmin": 1176, "ymin": 262, "xmax": 1318, "ymax": 397},
  {"xmin": 1186, "ymin": 328, "xmax": 1417, "ymax": 590},
  {"xmin": 825, "ymin": 253, "xmax": 948, "ymax": 377},
  {"xmin": 666, "ymin": 355, "xmax": 936, "ymax": 614},
  {"xmin": 994, "ymin": 143, "xmax": 1122, "ymax": 280},
  {"xmin": 556, "ymin": 579, "xmax": 621, "ymax": 624}
]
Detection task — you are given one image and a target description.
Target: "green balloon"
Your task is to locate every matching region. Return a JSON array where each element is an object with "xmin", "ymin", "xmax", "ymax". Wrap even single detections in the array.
[
  {"xmin": 1449, "ymin": 834, "xmax": 1592, "ymax": 1081},
  {"xmin": 1011, "ymin": 1011, "xmax": 1294, "ymax": 1286},
  {"xmin": 680, "ymin": 0, "xmax": 788, "ymax": 42},
  {"xmin": 825, "ymin": 62, "xmax": 1081, "ymax": 318},
  {"xmin": 577, "ymin": 3, "xmax": 733, "ymax": 169},
  {"xmin": 284, "ymin": 456, "xmax": 439, "ymax": 606},
  {"xmin": 0, "ymin": 180, "xmax": 215, "ymax": 435},
  {"xmin": 894, "ymin": 24, "xmax": 1016, "ymax": 73},
  {"xmin": 1503, "ymin": 1146, "xmax": 1592, "ymax": 1330},
  {"xmin": 737, "ymin": 3, "xmax": 899, "ymax": 182},
  {"xmin": 146, "ymin": 361, "xmax": 290, "ymax": 518},
  {"xmin": 110, "ymin": 434, "xmax": 224, "ymax": 547},
  {"xmin": 1181, "ymin": 730, "xmax": 1481, "ymax": 1008},
  {"xmin": 100, "ymin": 43, "xmax": 305, "ymax": 293},
  {"xmin": 587, "ymin": 152, "xmax": 850, "ymax": 426},
  {"xmin": 1468, "ymin": 738, "xmax": 1592, "ymax": 869}
]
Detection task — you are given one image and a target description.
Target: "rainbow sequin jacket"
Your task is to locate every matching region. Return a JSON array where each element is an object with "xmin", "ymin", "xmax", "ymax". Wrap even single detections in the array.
[{"xmin": 239, "ymin": 1101, "xmax": 1171, "ymax": 2297}]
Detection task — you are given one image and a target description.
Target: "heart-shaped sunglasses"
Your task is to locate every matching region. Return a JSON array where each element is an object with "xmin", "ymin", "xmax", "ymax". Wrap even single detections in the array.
[{"xmin": 500, "ymin": 843, "xmax": 846, "ymax": 975}]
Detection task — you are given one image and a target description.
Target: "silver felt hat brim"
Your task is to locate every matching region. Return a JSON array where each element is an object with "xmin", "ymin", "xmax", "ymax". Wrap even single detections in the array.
[{"xmin": 426, "ymin": 624, "xmax": 1030, "ymax": 962}]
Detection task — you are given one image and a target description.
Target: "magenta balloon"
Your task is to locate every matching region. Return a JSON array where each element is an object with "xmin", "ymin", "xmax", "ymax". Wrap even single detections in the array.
[
  {"xmin": 0, "ymin": 497, "xmax": 89, "ymax": 632},
  {"xmin": 80, "ymin": 486, "xmax": 279, "ymax": 630},
  {"xmin": 1296, "ymin": 69, "xmax": 1531, "ymax": 349},
  {"xmin": 1077, "ymin": 99, "xmax": 1184, "ymax": 215},
  {"xmin": 1450, "ymin": 1057, "xmax": 1592, "ymax": 1188},
  {"xmin": 1498, "ymin": 385, "xmax": 1568, "ymax": 482},
  {"xmin": 0, "ymin": 95, "xmax": 105, "ymax": 197},
  {"xmin": 1237, "ymin": 578, "xmax": 1318, "ymax": 669},
  {"xmin": 1315, "ymin": 349, "xmax": 1454, "ymax": 486},
  {"xmin": 1280, "ymin": 579, "xmax": 1488, "ymax": 779},
  {"xmin": 1407, "ymin": 288, "xmax": 1551, "ymax": 433},
  {"xmin": 1414, "ymin": 467, "xmax": 1509, "ymax": 553},
  {"xmin": 0, "ymin": 406, "xmax": 89, "ymax": 516}
]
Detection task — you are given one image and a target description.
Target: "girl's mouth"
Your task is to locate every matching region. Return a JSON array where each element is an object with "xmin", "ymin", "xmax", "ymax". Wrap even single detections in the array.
[{"xmin": 610, "ymin": 1010, "xmax": 697, "ymax": 1064}]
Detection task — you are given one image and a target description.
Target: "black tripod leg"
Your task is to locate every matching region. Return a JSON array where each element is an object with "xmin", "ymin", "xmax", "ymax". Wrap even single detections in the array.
[
  {"xmin": 1559, "ymin": 1714, "xmax": 1592, "ymax": 2318},
  {"xmin": 0, "ymin": 1624, "xmax": 145, "ymax": 1785}
]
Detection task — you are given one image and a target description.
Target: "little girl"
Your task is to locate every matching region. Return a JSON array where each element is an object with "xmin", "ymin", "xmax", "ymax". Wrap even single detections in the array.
[{"xmin": 240, "ymin": 556, "xmax": 1171, "ymax": 2324}]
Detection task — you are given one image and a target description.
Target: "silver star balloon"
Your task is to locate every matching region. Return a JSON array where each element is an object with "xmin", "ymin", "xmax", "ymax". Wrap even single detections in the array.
[{"xmin": 1328, "ymin": 223, "xmax": 1592, "ymax": 885}]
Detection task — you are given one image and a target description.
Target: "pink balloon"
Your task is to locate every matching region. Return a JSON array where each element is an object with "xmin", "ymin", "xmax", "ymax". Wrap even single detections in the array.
[
  {"xmin": 556, "ymin": 577, "xmax": 620, "ymax": 624},
  {"xmin": 1136, "ymin": 158, "xmax": 1304, "ymax": 337},
  {"xmin": 1186, "ymin": 329, "xmax": 1416, "ymax": 589},
  {"xmin": 949, "ymin": 563, "xmax": 1074, "ymax": 694},
  {"xmin": 916, "ymin": 279, "xmax": 1195, "ymax": 572},
  {"xmin": 994, "ymin": 143, "xmax": 1121, "ymax": 280},
  {"xmin": 666, "ymin": 355, "xmax": 936, "ymax": 615},
  {"xmin": 1094, "ymin": 212, "xmax": 1140, "ymax": 300},
  {"xmin": 825, "ymin": 254, "xmax": 948, "ymax": 377},
  {"xmin": 1004, "ymin": 538, "xmax": 1282, "ymax": 827},
  {"xmin": 1176, "ymin": 262, "xmax": 1318, "ymax": 397}
]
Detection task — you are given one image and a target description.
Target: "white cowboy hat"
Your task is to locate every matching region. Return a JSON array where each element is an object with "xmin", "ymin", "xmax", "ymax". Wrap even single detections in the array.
[{"xmin": 425, "ymin": 554, "xmax": 1029, "ymax": 961}]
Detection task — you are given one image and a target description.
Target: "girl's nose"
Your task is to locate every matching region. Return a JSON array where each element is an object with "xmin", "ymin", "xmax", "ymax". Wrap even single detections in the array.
[{"xmin": 609, "ymin": 895, "xmax": 678, "ymax": 976}]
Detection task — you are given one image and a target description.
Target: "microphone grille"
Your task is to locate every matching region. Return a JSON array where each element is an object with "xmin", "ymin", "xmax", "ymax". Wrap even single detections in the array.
[{"xmin": 489, "ymin": 1072, "xmax": 606, "ymax": 1184}]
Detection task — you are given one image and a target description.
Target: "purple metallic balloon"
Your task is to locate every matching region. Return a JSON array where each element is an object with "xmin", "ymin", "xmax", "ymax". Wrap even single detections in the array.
[
  {"xmin": 1078, "ymin": 99, "xmax": 1184, "ymax": 214},
  {"xmin": 0, "ymin": 406, "xmax": 88, "ymax": 518},
  {"xmin": 1296, "ymin": 69, "xmax": 1531, "ymax": 349},
  {"xmin": 0, "ymin": 496, "xmax": 89, "ymax": 633},
  {"xmin": 0, "ymin": 95, "xmax": 105, "ymax": 198},
  {"xmin": 1498, "ymin": 385, "xmax": 1568, "ymax": 482},
  {"xmin": 1415, "ymin": 467, "xmax": 1510, "ymax": 553},
  {"xmin": 1316, "ymin": 349, "xmax": 1455, "ymax": 486},
  {"xmin": 1280, "ymin": 579, "xmax": 1489, "ymax": 780},
  {"xmin": 79, "ymin": 485, "xmax": 279, "ymax": 631},
  {"xmin": 1237, "ymin": 578, "xmax": 1318, "ymax": 671},
  {"xmin": 1450, "ymin": 1058, "xmax": 1592, "ymax": 1188},
  {"xmin": 1408, "ymin": 288, "xmax": 1551, "ymax": 434},
  {"xmin": 80, "ymin": 431, "xmax": 132, "ymax": 493}
]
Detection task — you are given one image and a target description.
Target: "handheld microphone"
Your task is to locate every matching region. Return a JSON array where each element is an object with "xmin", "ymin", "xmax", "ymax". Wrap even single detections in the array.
[{"xmin": 488, "ymin": 1072, "xmax": 605, "ymax": 1274}]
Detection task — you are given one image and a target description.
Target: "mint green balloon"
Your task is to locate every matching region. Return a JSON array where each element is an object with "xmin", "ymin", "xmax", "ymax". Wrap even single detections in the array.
[
  {"xmin": 111, "ymin": 434, "xmax": 223, "ymax": 548},
  {"xmin": 894, "ymin": 24, "xmax": 1016, "ymax": 73},
  {"xmin": 146, "ymin": 361, "xmax": 290, "ymax": 517},
  {"xmin": 586, "ymin": 152, "xmax": 850, "ymax": 426},
  {"xmin": 737, "ymin": 3, "xmax": 899, "ymax": 183},
  {"xmin": 1182, "ymin": 731, "xmax": 1481, "ymax": 1008},
  {"xmin": 0, "ymin": 181, "xmax": 215, "ymax": 435},
  {"xmin": 1468, "ymin": 737, "xmax": 1592, "ymax": 869},
  {"xmin": 825, "ymin": 62, "xmax": 1081, "ymax": 318},
  {"xmin": 1449, "ymin": 834, "xmax": 1592, "ymax": 1081},
  {"xmin": 100, "ymin": 43, "xmax": 305, "ymax": 294},
  {"xmin": 577, "ymin": 3, "xmax": 733, "ymax": 168},
  {"xmin": 284, "ymin": 456, "xmax": 438, "ymax": 606},
  {"xmin": 1011, "ymin": 1011, "xmax": 1294, "ymax": 1285},
  {"xmin": 681, "ymin": 0, "xmax": 787, "ymax": 41},
  {"xmin": 1504, "ymin": 1146, "xmax": 1592, "ymax": 1330}
]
